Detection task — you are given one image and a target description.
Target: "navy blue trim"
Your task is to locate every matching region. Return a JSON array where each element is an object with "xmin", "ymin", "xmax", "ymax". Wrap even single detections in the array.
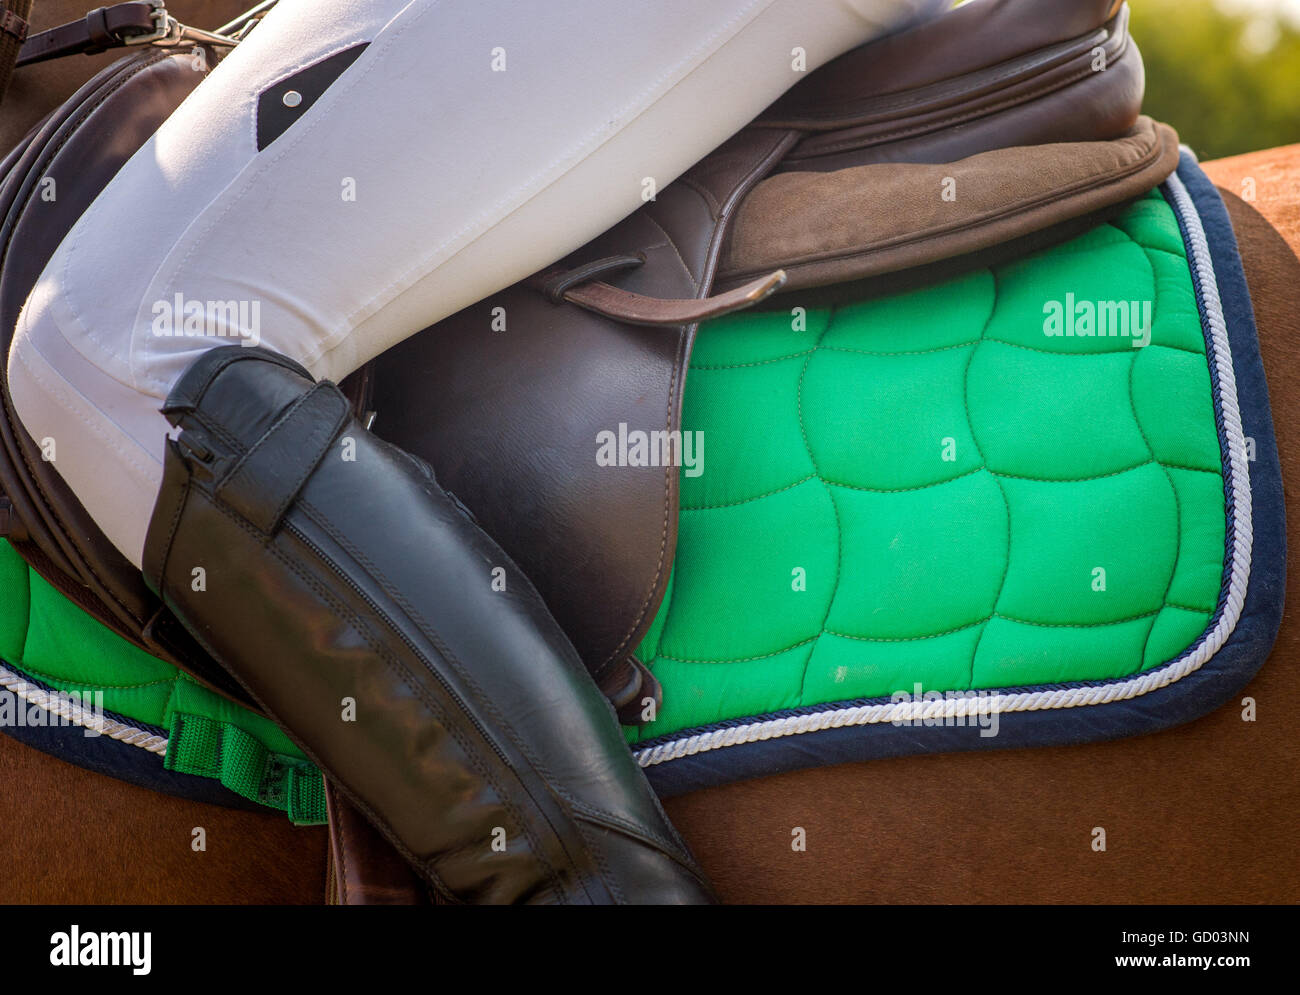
[
  {"xmin": 643, "ymin": 154, "xmax": 1286, "ymax": 797},
  {"xmin": 0, "ymin": 661, "xmax": 268, "ymax": 813},
  {"xmin": 2, "ymin": 663, "xmax": 169, "ymax": 738}
]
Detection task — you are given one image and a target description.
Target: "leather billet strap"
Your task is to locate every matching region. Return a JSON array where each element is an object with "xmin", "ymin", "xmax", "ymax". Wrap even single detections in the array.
[
  {"xmin": 16, "ymin": 2, "xmax": 161, "ymax": 66},
  {"xmin": 535, "ymin": 257, "xmax": 788, "ymax": 327},
  {"xmin": 325, "ymin": 782, "xmax": 430, "ymax": 906},
  {"xmin": 15, "ymin": 1, "xmax": 240, "ymax": 68}
]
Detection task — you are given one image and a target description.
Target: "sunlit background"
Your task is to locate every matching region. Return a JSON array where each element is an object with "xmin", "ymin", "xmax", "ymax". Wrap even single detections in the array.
[
  {"xmin": 1129, "ymin": 0, "xmax": 1300, "ymax": 159},
  {"xmin": 949, "ymin": 0, "xmax": 1299, "ymax": 159}
]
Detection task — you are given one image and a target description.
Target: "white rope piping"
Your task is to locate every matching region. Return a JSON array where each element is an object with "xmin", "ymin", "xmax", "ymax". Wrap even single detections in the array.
[
  {"xmin": 0, "ymin": 663, "xmax": 169, "ymax": 756},
  {"xmin": 634, "ymin": 167, "xmax": 1254, "ymax": 769}
]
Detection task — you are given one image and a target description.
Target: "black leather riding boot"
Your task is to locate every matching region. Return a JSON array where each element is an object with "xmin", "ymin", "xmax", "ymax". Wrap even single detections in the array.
[{"xmin": 142, "ymin": 345, "xmax": 715, "ymax": 905}]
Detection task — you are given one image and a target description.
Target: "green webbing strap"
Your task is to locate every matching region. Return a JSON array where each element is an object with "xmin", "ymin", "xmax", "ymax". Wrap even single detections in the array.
[{"xmin": 165, "ymin": 711, "xmax": 327, "ymax": 825}]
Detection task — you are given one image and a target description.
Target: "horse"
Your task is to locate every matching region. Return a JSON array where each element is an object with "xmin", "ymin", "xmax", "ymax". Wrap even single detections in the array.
[{"xmin": 0, "ymin": 0, "xmax": 1296, "ymax": 904}]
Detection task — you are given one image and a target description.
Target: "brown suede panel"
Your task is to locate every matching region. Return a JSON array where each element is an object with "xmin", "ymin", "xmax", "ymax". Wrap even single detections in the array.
[
  {"xmin": 720, "ymin": 117, "xmax": 1180, "ymax": 292},
  {"xmin": 666, "ymin": 145, "xmax": 1300, "ymax": 905}
]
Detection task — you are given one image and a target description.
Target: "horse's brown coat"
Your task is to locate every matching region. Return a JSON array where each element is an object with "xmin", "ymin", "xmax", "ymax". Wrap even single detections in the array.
[
  {"xmin": 0, "ymin": 4, "xmax": 1296, "ymax": 904},
  {"xmin": 0, "ymin": 733, "xmax": 327, "ymax": 903}
]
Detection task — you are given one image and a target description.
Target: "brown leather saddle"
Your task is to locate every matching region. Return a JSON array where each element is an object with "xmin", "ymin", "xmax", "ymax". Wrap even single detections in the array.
[{"xmin": 0, "ymin": 0, "xmax": 1178, "ymax": 731}]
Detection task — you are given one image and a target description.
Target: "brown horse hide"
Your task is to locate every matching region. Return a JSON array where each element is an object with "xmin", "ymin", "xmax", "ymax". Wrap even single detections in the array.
[{"xmin": 0, "ymin": 729, "xmax": 329, "ymax": 904}]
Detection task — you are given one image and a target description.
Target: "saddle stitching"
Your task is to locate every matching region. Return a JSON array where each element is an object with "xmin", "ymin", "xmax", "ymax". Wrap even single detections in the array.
[
  {"xmin": 771, "ymin": 18, "xmax": 1121, "ymax": 128},
  {"xmin": 789, "ymin": 33, "xmax": 1130, "ymax": 160},
  {"xmin": 676, "ymin": 175, "xmax": 721, "ymax": 218},
  {"xmin": 641, "ymin": 211, "xmax": 700, "ymax": 294},
  {"xmin": 584, "ymin": 210, "xmax": 689, "ymax": 680},
  {"xmin": 791, "ymin": 304, "xmax": 841, "ymax": 705},
  {"xmin": 1126, "ymin": 242, "xmax": 1185, "ymax": 673}
]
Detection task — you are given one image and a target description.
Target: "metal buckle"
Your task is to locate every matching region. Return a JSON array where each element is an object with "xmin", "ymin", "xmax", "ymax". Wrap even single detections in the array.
[
  {"xmin": 125, "ymin": 1, "xmax": 241, "ymax": 49},
  {"xmin": 217, "ymin": 0, "xmax": 279, "ymax": 41},
  {"xmin": 1, "ymin": 9, "xmax": 30, "ymax": 43},
  {"xmin": 122, "ymin": 1, "xmax": 175, "ymax": 47}
]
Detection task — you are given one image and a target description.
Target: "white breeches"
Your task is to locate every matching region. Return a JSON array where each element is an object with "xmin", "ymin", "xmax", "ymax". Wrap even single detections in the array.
[{"xmin": 8, "ymin": 0, "xmax": 941, "ymax": 567}]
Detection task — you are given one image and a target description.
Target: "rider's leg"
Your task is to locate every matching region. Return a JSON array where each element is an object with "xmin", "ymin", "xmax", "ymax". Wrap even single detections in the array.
[{"xmin": 145, "ymin": 344, "xmax": 717, "ymax": 903}]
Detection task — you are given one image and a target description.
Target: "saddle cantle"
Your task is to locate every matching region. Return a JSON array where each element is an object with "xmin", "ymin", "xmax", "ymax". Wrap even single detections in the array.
[{"xmin": 0, "ymin": 0, "xmax": 1175, "ymax": 722}]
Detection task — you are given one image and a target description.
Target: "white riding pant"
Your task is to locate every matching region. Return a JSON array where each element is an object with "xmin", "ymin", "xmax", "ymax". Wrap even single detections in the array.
[{"xmin": 9, "ymin": 0, "xmax": 942, "ymax": 568}]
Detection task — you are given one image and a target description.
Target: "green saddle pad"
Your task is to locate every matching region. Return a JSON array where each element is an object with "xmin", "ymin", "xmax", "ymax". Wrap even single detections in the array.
[
  {"xmin": 0, "ymin": 543, "xmax": 325, "ymax": 823},
  {"xmin": 631, "ymin": 188, "xmax": 1223, "ymax": 745}
]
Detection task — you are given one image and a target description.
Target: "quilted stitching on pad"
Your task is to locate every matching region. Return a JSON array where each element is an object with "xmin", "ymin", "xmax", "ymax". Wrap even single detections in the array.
[{"xmin": 631, "ymin": 191, "xmax": 1227, "ymax": 743}]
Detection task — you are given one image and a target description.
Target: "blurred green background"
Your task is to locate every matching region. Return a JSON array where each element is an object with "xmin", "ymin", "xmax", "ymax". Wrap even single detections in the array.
[
  {"xmin": 952, "ymin": 0, "xmax": 1300, "ymax": 160},
  {"xmin": 1129, "ymin": 0, "xmax": 1300, "ymax": 159}
]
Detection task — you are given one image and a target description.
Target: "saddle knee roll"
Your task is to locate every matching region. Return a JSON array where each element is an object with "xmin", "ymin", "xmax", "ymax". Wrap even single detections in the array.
[{"xmin": 142, "ymin": 345, "xmax": 714, "ymax": 905}]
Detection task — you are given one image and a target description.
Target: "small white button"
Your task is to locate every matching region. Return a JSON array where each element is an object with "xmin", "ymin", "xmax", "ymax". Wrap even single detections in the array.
[{"xmin": 282, "ymin": 90, "xmax": 303, "ymax": 108}]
